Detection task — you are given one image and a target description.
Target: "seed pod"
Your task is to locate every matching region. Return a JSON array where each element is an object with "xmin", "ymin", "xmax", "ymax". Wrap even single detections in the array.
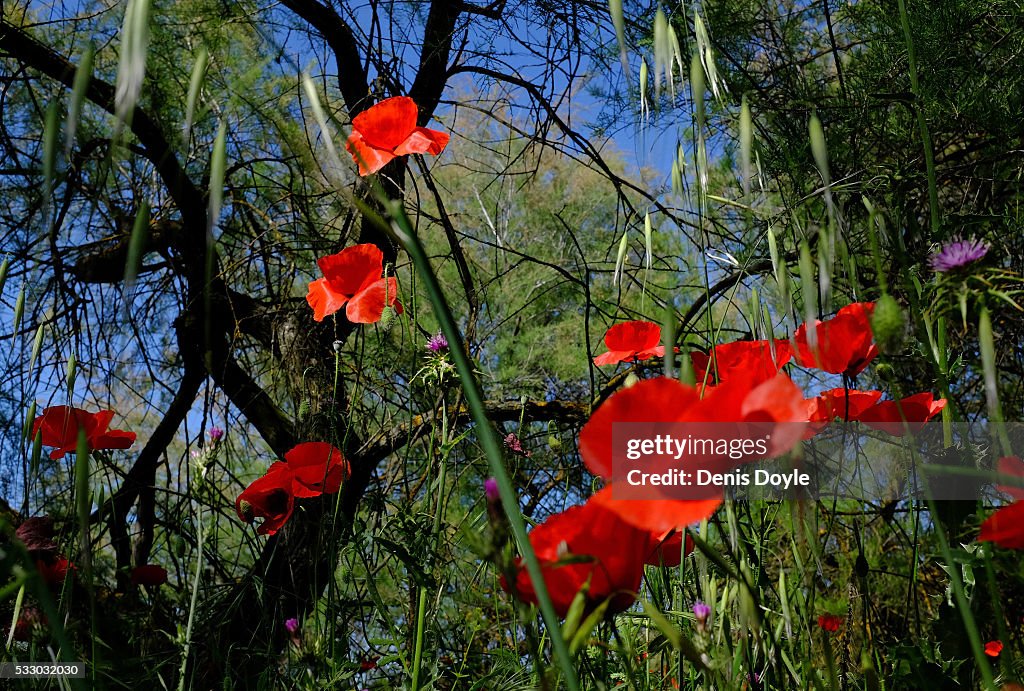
[{"xmin": 870, "ymin": 294, "xmax": 906, "ymax": 355}]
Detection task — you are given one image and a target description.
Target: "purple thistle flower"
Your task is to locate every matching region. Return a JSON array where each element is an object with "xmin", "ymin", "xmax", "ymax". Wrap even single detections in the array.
[
  {"xmin": 207, "ymin": 426, "xmax": 224, "ymax": 442},
  {"xmin": 929, "ymin": 237, "xmax": 990, "ymax": 273},
  {"xmin": 484, "ymin": 477, "xmax": 499, "ymax": 503},
  {"xmin": 285, "ymin": 617, "xmax": 299, "ymax": 634},
  {"xmin": 426, "ymin": 332, "xmax": 448, "ymax": 352},
  {"xmin": 692, "ymin": 601, "xmax": 711, "ymax": 622}
]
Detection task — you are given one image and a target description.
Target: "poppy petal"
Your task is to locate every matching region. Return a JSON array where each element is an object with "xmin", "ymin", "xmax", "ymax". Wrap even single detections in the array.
[
  {"xmin": 285, "ymin": 442, "xmax": 350, "ymax": 497},
  {"xmin": 604, "ymin": 321, "xmax": 661, "ymax": 353},
  {"xmin": 979, "ymin": 501, "xmax": 1024, "ymax": 549},
  {"xmin": 997, "ymin": 456, "xmax": 1024, "ymax": 501},
  {"xmin": 92, "ymin": 430, "xmax": 137, "ymax": 451},
  {"xmin": 645, "ymin": 529, "xmax": 695, "ymax": 567},
  {"xmin": 691, "ymin": 339, "xmax": 792, "ymax": 384},
  {"xmin": 590, "ymin": 485, "xmax": 723, "ymax": 537},
  {"xmin": 345, "ymin": 277, "xmax": 402, "ymax": 324},
  {"xmin": 593, "ymin": 349, "xmax": 636, "ymax": 366},
  {"xmin": 306, "ymin": 278, "xmax": 349, "ymax": 322},
  {"xmin": 351, "ymin": 96, "xmax": 419, "ymax": 150},
  {"xmin": 579, "ymin": 377, "xmax": 701, "ymax": 478},
  {"xmin": 236, "ymin": 462, "xmax": 296, "ymax": 536},
  {"xmin": 317, "ymin": 244, "xmax": 384, "ymax": 296},
  {"xmin": 795, "ymin": 302, "xmax": 877, "ymax": 376},
  {"xmin": 394, "ymin": 127, "xmax": 450, "ymax": 156},
  {"xmin": 503, "ymin": 490, "xmax": 659, "ymax": 617},
  {"xmin": 346, "ymin": 131, "xmax": 398, "ymax": 176},
  {"xmin": 853, "ymin": 392, "xmax": 946, "ymax": 436}
]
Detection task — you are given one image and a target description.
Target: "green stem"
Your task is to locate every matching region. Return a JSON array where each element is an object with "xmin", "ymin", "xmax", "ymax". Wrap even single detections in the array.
[
  {"xmin": 178, "ymin": 508, "xmax": 205, "ymax": 691},
  {"xmin": 411, "ymin": 587, "xmax": 429, "ymax": 690},
  {"xmin": 935, "ymin": 317, "xmax": 953, "ymax": 447},
  {"xmin": 896, "ymin": 0, "xmax": 940, "ymax": 236},
  {"xmin": 386, "ymin": 201, "xmax": 580, "ymax": 691}
]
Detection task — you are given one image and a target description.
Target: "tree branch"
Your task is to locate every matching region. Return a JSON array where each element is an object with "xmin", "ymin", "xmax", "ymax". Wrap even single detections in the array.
[
  {"xmin": 409, "ymin": 0, "xmax": 463, "ymax": 120},
  {"xmin": 279, "ymin": 0, "xmax": 369, "ymax": 115},
  {"xmin": 0, "ymin": 19, "xmax": 206, "ymax": 233}
]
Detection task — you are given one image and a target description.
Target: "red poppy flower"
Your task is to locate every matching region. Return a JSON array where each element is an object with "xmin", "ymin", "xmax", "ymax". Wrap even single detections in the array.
[
  {"xmin": 345, "ymin": 96, "xmax": 449, "ymax": 176},
  {"xmin": 852, "ymin": 392, "xmax": 946, "ymax": 436},
  {"xmin": 131, "ymin": 564, "xmax": 168, "ymax": 586},
  {"xmin": 978, "ymin": 501, "xmax": 1024, "ymax": 549},
  {"xmin": 645, "ymin": 528, "xmax": 695, "ymax": 567},
  {"xmin": 593, "ymin": 321, "xmax": 667, "ymax": 366},
  {"xmin": 236, "ymin": 462, "xmax": 296, "ymax": 536},
  {"xmin": 794, "ymin": 302, "xmax": 878, "ymax": 377},
  {"xmin": 501, "ymin": 491, "xmax": 659, "ymax": 617},
  {"xmin": 36, "ymin": 556, "xmax": 72, "ymax": 585},
  {"xmin": 818, "ymin": 614, "xmax": 843, "ymax": 632},
  {"xmin": 690, "ymin": 339, "xmax": 792, "ymax": 385},
  {"xmin": 306, "ymin": 244, "xmax": 403, "ymax": 324},
  {"xmin": 285, "ymin": 442, "xmax": 350, "ymax": 497},
  {"xmin": 996, "ymin": 456, "xmax": 1024, "ymax": 500},
  {"xmin": 984, "ymin": 640, "xmax": 1003, "ymax": 657},
  {"xmin": 31, "ymin": 406, "xmax": 136, "ymax": 460}
]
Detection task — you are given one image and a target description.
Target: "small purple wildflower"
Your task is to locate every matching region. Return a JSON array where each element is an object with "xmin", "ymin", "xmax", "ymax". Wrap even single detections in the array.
[
  {"xmin": 208, "ymin": 426, "xmax": 224, "ymax": 442},
  {"xmin": 285, "ymin": 617, "xmax": 299, "ymax": 634},
  {"xmin": 426, "ymin": 332, "xmax": 448, "ymax": 352},
  {"xmin": 692, "ymin": 601, "xmax": 711, "ymax": 622},
  {"xmin": 929, "ymin": 237, "xmax": 990, "ymax": 273},
  {"xmin": 484, "ymin": 477, "xmax": 499, "ymax": 503}
]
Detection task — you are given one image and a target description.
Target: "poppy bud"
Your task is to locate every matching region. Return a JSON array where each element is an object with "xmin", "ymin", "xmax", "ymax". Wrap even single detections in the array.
[
  {"xmin": 379, "ymin": 305, "xmax": 397, "ymax": 331},
  {"xmin": 874, "ymin": 362, "xmax": 895, "ymax": 382},
  {"xmin": 238, "ymin": 499, "xmax": 254, "ymax": 523},
  {"xmin": 624, "ymin": 373, "xmax": 640, "ymax": 388},
  {"xmin": 870, "ymin": 294, "xmax": 905, "ymax": 355}
]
